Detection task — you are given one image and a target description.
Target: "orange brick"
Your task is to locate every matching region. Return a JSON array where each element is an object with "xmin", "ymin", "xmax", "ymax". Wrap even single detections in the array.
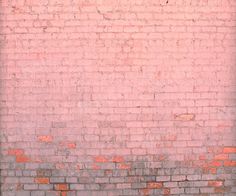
[
  {"xmin": 16, "ymin": 155, "xmax": 30, "ymax": 163},
  {"xmin": 94, "ymin": 156, "xmax": 108, "ymax": 163},
  {"xmin": 147, "ymin": 182, "xmax": 163, "ymax": 189},
  {"xmin": 223, "ymin": 147, "xmax": 236, "ymax": 153},
  {"xmin": 203, "ymin": 167, "xmax": 217, "ymax": 174},
  {"xmin": 112, "ymin": 156, "xmax": 124, "ymax": 163},
  {"xmin": 141, "ymin": 188, "xmax": 150, "ymax": 195},
  {"xmin": 208, "ymin": 181, "xmax": 223, "ymax": 187},
  {"xmin": 67, "ymin": 142, "xmax": 76, "ymax": 149},
  {"xmin": 174, "ymin": 113, "xmax": 195, "ymax": 121},
  {"xmin": 60, "ymin": 142, "xmax": 76, "ymax": 149},
  {"xmin": 55, "ymin": 184, "xmax": 69, "ymax": 191},
  {"xmin": 35, "ymin": 177, "xmax": 49, "ymax": 184},
  {"xmin": 38, "ymin": 135, "xmax": 53, "ymax": 143},
  {"xmin": 8, "ymin": 149, "xmax": 24, "ymax": 156},
  {"xmin": 164, "ymin": 188, "xmax": 170, "ymax": 195},
  {"xmin": 208, "ymin": 161, "xmax": 222, "ymax": 167},
  {"xmin": 214, "ymin": 154, "xmax": 228, "ymax": 160},
  {"xmin": 224, "ymin": 161, "xmax": 236, "ymax": 167},
  {"xmin": 61, "ymin": 192, "xmax": 67, "ymax": 196}
]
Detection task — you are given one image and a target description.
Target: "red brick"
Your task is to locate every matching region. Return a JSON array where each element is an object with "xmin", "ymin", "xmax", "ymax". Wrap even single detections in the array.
[
  {"xmin": 141, "ymin": 188, "xmax": 150, "ymax": 195},
  {"xmin": 8, "ymin": 149, "xmax": 24, "ymax": 156},
  {"xmin": 94, "ymin": 156, "xmax": 108, "ymax": 163},
  {"xmin": 60, "ymin": 142, "xmax": 76, "ymax": 149},
  {"xmin": 35, "ymin": 177, "xmax": 49, "ymax": 184},
  {"xmin": 38, "ymin": 135, "xmax": 53, "ymax": 143},
  {"xmin": 112, "ymin": 156, "xmax": 124, "ymax": 163},
  {"xmin": 61, "ymin": 192, "xmax": 67, "ymax": 196},
  {"xmin": 214, "ymin": 154, "xmax": 228, "ymax": 160},
  {"xmin": 147, "ymin": 182, "xmax": 163, "ymax": 189},
  {"xmin": 163, "ymin": 188, "xmax": 170, "ymax": 195},
  {"xmin": 224, "ymin": 161, "xmax": 236, "ymax": 167},
  {"xmin": 208, "ymin": 161, "xmax": 222, "ymax": 167},
  {"xmin": 223, "ymin": 147, "xmax": 236, "ymax": 153},
  {"xmin": 208, "ymin": 181, "xmax": 223, "ymax": 187},
  {"xmin": 55, "ymin": 184, "xmax": 69, "ymax": 191},
  {"xmin": 16, "ymin": 155, "xmax": 30, "ymax": 163},
  {"xmin": 174, "ymin": 113, "xmax": 195, "ymax": 121}
]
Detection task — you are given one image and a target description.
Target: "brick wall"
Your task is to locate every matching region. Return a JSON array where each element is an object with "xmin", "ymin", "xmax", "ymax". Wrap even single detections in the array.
[{"xmin": 0, "ymin": 0, "xmax": 236, "ymax": 195}]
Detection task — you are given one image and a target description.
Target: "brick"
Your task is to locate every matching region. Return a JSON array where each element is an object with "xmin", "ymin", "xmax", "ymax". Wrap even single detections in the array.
[
  {"xmin": 171, "ymin": 175, "xmax": 186, "ymax": 181},
  {"xmin": 214, "ymin": 154, "xmax": 229, "ymax": 160},
  {"xmin": 208, "ymin": 180, "xmax": 223, "ymax": 187},
  {"xmin": 35, "ymin": 177, "xmax": 49, "ymax": 184},
  {"xmin": 223, "ymin": 147, "xmax": 236, "ymax": 153},
  {"xmin": 16, "ymin": 155, "xmax": 30, "ymax": 163},
  {"xmin": 45, "ymin": 191, "xmax": 60, "ymax": 196},
  {"xmin": 60, "ymin": 142, "xmax": 76, "ymax": 149},
  {"xmin": 69, "ymin": 184, "xmax": 84, "ymax": 190},
  {"xmin": 94, "ymin": 156, "xmax": 108, "ymax": 163},
  {"xmin": 15, "ymin": 191, "xmax": 31, "ymax": 196},
  {"xmin": 147, "ymin": 182, "xmax": 163, "ymax": 189},
  {"xmin": 50, "ymin": 177, "xmax": 65, "ymax": 183},
  {"xmin": 174, "ymin": 113, "xmax": 195, "ymax": 121},
  {"xmin": 112, "ymin": 156, "xmax": 124, "ymax": 163},
  {"xmin": 1, "ymin": 0, "xmax": 236, "ymax": 195},
  {"xmin": 8, "ymin": 149, "xmax": 24, "ymax": 156},
  {"xmin": 118, "ymin": 163, "xmax": 131, "ymax": 170},
  {"xmin": 170, "ymin": 188, "xmax": 184, "ymax": 194},
  {"xmin": 224, "ymin": 161, "xmax": 236, "ymax": 167},
  {"xmin": 24, "ymin": 184, "xmax": 38, "ymax": 190},
  {"xmin": 156, "ymin": 176, "xmax": 170, "ymax": 182},
  {"xmin": 54, "ymin": 184, "xmax": 69, "ymax": 191},
  {"xmin": 140, "ymin": 188, "xmax": 150, "ymax": 196},
  {"xmin": 30, "ymin": 191, "xmax": 45, "ymax": 196},
  {"xmin": 37, "ymin": 135, "xmax": 53, "ymax": 143}
]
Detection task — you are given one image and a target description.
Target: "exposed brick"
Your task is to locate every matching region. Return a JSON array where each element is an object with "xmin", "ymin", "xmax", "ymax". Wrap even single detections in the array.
[
  {"xmin": 94, "ymin": 156, "xmax": 108, "ymax": 163},
  {"xmin": 208, "ymin": 181, "xmax": 223, "ymax": 187},
  {"xmin": 54, "ymin": 184, "xmax": 69, "ymax": 191},
  {"xmin": 214, "ymin": 154, "xmax": 229, "ymax": 160},
  {"xmin": 38, "ymin": 136, "xmax": 53, "ymax": 143},
  {"xmin": 60, "ymin": 142, "xmax": 76, "ymax": 149},
  {"xmin": 223, "ymin": 147, "xmax": 236, "ymax": 153},
  {"xmin": 112, "ymin": 156, "xmax": 124, "ymax": 163},
  {"xmin": 16, "ymin": 155, "xmax": 30, "ymax": 163},
  {"xmin": 147, "ymin": 182, "xmax": 163, "ymax": 189},
  {"xmin": 174, "ymin": 114, "xmax": 195, "ymax": 121},
  {"xmin": 224, "ymin": 161, "xmax": 236, "ymax": 167},
  {"xmin": 35, "ymin": 177, "xmax": 49, "ymax": 184},
  {"xmin": 140, "ymin": 188, "xmax": 150, "ymax": 195},
  {"xmin": 8, "ymin": 149, "xmax": 24, "ymax": 156}
]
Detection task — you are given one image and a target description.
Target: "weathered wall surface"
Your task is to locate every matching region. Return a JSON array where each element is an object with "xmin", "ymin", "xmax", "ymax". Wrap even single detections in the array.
[{"xmin": 0, "ymin": 0, "xmax": 236, "ymax": 195}]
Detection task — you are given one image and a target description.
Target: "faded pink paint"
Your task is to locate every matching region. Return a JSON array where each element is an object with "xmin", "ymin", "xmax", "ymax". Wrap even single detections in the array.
[{"xmin": 0, "ymin": 0, "xmax": 236, "ymax": 195}]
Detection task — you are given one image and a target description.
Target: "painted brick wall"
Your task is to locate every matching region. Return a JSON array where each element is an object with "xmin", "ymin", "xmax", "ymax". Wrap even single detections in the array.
[{"xmin": 0, "ymin": 0, "xmax": 236, "ymax": 196}]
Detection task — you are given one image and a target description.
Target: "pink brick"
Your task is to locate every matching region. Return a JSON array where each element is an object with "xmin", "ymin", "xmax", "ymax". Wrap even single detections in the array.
[{"xmin": 1, "ymin": 0, "xmax": 235, "ymax": 195}]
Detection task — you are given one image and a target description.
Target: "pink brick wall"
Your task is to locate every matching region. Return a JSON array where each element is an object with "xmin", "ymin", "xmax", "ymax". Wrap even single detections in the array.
[{"xmin": 1, "ymin": 0, "xmax": 236, "ymax": 195}]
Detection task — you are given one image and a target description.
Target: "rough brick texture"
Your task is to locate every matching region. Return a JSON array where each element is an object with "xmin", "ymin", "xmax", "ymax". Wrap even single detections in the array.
[{"xmin": 0, "ymin": 0, "xmax": 236, "ymax": 195}]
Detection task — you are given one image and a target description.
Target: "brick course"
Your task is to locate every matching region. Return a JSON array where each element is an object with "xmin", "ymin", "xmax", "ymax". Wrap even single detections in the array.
[{"xmin": 0, "ymin": 0, "xmax": 236, "ymax": 195}]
